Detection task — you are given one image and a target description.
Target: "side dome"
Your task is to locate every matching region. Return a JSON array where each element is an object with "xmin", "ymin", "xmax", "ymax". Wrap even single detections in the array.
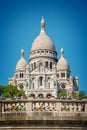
[
  {"xmin": 16, "ymin": 49, "xmax": 28, "ymax": 70},
  {"xmin": 31, "ymin": 17, "xmax": 56, "ymax": 52},
  {"xmin": 57, "ymin": 48, "xmax": 70, "ymax": 71}
]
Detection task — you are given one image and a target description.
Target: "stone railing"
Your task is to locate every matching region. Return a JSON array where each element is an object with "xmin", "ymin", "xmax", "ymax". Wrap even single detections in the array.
[{"xmin": 0, "ymin": 99, "xmax": 87, "ymax": 113}]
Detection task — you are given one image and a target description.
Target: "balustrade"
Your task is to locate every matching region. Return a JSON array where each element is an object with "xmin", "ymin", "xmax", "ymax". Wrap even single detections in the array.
[{"xmin": 0, "ymin": 100, "xmax": 86, "ymax": 113}]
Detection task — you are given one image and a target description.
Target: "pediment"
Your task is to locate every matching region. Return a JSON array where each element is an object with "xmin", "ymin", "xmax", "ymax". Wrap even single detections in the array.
[{"xmin": 30, "ymin": 65, "xmax": 52, "ymax": 75}]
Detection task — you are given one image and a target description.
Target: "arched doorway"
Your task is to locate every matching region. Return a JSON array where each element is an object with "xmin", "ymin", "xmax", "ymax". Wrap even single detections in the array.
[
  {"xmin": 30, "ymin": 94, "xmax": 35, "ymax": 98},
  {"xmin": 38, "ymin": 93, "xmax": 44, "ymax": 99},
  {"xmin": 46, "ymin": 93, "xmax": 52, "ymax": 99}
]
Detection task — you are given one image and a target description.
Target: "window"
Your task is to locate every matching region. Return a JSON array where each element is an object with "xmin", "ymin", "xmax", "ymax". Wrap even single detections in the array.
[
  {"xmin": 57, "ymin": 74, "xmax": 59, "ymax": 78},
  {"xmin": 32, "ymin": 82, "xmax": 34, "ymax": 90},
  {"xmin": 31, "ymin": 64, "xmax": 33, "ymax": 69},
  {"xmin": 15, "ymin": 74, "xmax": 18, "ymax": 78},
  {"xmin": 39, "ymin": 77, "xmax": 43, "ymax": 86},
  {"xmin": 45, "ymin": 50, "xmax": 48, "ymax": 53},
  {"xmin": 37, "ymin": 51, "xmax": 40, "ymax": 53},
  {"xmin": 67, "ymin": 73, "xmax": 70, "ymax": 78},
  {"xmin": 20, "ymin": 73, "xmax": 24, "ymax": 78},
  {"xmin": 49, "ymin": 51, "xmax": 52, "ymax": 54},
  {"xmin": 46, "ymin": 61, "xmax": 48, "ymax": 68},
  {"xmin": 34, "ymin": 62, "xmax": 36, "ymax": 68},
  {"xmin": 61, "ymin": 73, "xmax": 65, "ymax": 78},
  {"xmin": 39, "ymin": 62, "xmax": 42, "ymax": 66},
  {"xmin": 50, "ymin": 62, "xmax": 52, "ymax": 69},
  {"xmin": 48, "ymin": 82, "xmax": 50, "ymax": 89},
  {"xmin": 41, "ymin": 51, "xmax": 44, "ymax": 53}
]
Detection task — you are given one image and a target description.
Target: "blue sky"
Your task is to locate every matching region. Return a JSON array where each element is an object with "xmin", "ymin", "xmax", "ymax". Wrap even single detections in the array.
[{"xmin": 0, "ymin": 0, "xmax": 87, "ymax": 92}]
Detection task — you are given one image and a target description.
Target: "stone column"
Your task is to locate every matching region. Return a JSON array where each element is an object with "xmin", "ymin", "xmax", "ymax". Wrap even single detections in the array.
[
  {"xmin": 74, "ymin": 103, "xmax": 77, "ymax": 112},
  {"xmin": 55, "ymin": 102, "xmax": 61, "ymax": 111},
  {"xmin": 25, "ymin": 102, "xmax": 32, "ymax": 112},
  {"xmin": 0, "ymin": 102, "xmax": 2, "ymax": 116},
  {"xmin": 69, "ymin": 103, "xmax": 73, "ymax": 112},
  {"xmin": 85, "ymin": 103, "xmax": 87, "ymax": 112}
]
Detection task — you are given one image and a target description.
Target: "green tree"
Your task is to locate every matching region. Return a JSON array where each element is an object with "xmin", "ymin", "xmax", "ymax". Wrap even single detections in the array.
[
  {"xmin": 0, "ymin": 86, "xmax": 6, "ymax": 92},
  {"xmin": 60, "ymin": 92, "xmax": 67, "ymax": 98},
  {"xmin": 72, "ymin": 91, "xmax": 86, "ymax": 99},
  {"xmin": 4, "ymin": 92, "xmax": 10, "ymax": 98},
  {"xmin": 0, "ymin": 85, "xmax": 25, "ymax": 98},
  {"xmin": 79, "ymin": 91, "xmax": 86, "ymax": 99},
  {"xmin": 72, "ymin": 91, "xmax": 79, "ymax": 99},
  {"xmin": 4, "ymin": 85, "xmax": 18, "ymax": 97},
  {"xmin": 17, "ymin": 90, "xmax": 25, "ymax": 97}
]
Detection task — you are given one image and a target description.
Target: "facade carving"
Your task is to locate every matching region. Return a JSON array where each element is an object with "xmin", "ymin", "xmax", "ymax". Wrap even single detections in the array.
[{"xmin": 9, "ymin": 17, "xmax": 78, "ymax": 98}]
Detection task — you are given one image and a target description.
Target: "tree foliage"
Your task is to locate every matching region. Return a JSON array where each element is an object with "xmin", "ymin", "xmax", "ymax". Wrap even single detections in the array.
[
  {"xmin": 60, "ymin": 91, "xmax": 67, "ymax": 98},
  {"xmin": 79, "ymin": 91, "xmax": 86, "ymax": 99},
  {"xmin": 0, "ymin": 86, "xmax": 6, "ymax": 92},
  {"xmin": 72, "ymin": 91, "xmax": 86, "ymax": 99},
  {"xmin": 0, "ymin": 85, "xmax": 25, "ymax": 98}
]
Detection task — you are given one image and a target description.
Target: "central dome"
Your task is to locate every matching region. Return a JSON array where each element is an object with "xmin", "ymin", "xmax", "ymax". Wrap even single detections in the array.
[
  {"xmin": 31, "ymin": 33, "xmax": 55, "ymax": 51},
  {"xmin": 31, "ymin": 17, "xmax": 56, "ymax": 52}
]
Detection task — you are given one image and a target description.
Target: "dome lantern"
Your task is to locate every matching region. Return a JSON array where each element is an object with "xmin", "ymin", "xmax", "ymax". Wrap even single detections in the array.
[
  {"xmin": 40, "ymin": 16, "xmax": 46, "ymax": 33},
  {"xmin": 21, "ymin": 49, "xmax": 24, "ymax": 58},
  {"xmin": 60, "ymin": 48, "xmax": 64, "ymax": 57}
]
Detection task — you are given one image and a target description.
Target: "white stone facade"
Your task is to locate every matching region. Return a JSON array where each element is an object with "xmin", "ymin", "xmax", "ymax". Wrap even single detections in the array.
[{"xmin": 8, "ymin": 17, "xmax": 78, "ymax": 98}]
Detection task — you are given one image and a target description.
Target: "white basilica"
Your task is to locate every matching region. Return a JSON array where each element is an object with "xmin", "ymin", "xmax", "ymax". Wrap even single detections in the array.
[{"xmin": 9, "ymin": 17, "xmax": 78, "ymax": 98}]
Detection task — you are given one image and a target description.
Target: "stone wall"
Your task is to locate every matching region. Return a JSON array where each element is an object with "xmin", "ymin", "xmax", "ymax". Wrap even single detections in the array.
[{"xmin": 0, "ymin": 99, "xmax": 87, "ymax": 129}]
